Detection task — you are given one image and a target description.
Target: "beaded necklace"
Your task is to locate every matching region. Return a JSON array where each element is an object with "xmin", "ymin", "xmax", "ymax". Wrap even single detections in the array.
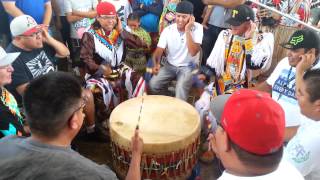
[{"xmin": 94, "ymin": 28, "xmax": 121, "ymax": 50}]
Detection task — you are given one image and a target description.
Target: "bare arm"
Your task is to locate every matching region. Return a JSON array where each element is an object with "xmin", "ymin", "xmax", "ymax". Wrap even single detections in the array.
[
  {"xmin": 51, "ymin": 0, "xmax": 60, "ymax": 15},
  {"xmin": 202, "ymin": 5, "xmax": 214, "ymax": 29},
  {"xmin": 66, "ymin": 12, "xmax": 83, "ymax": 23},
  {"xmin": 152, "ymin": 47, "xmax": 165, "ymax": 75},
  {"xmin": 72, "ymin": 10, "xmax": 97, "ymax": 19},
  {"xmin": 152, "ymin": 47, "xmax": 164, "ymax": 65},
  {"xmin": 51, "ymin": 0, "xmax": 62, "ymax": 29},
  {"xmin": 202, "ymin": 0, "xmax": 245, "ymax": 8},
  {"xmin": 42, "ymin": 1, "xmax": 52, "ymax": 26},
  {"xmin": 42, "ymin": 30, "xmax": 70, "ymax": 57},
  {"xmin": 2, "ymin": 1, "xmax": 24, "ymax": 17},
  {"xmin": 186, "ymin": 31, "xmax": 201, "ymax": 57},
  {"xmin": 125, "ymin": 129, "xmax": 143, "ymax": 180},
  {"xmin": 185, "ymin": 16, "xmax": 201, "ymax": 57}
]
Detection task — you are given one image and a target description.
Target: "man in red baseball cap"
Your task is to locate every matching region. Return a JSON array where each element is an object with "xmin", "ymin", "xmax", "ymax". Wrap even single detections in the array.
[{"xmin": 208, "ymin": 89, "xmax": 304, "ymax": 179}]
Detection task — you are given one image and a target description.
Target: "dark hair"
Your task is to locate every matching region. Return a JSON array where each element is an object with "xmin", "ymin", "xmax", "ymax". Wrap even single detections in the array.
[
  {"xmin": 92, "ymin": 20, "xmax": 102, "ymax": 30},
  {"xmin": 23, "ymin": 72, "xmax": 82, "ymax": 138},
  {"xmin": 230, "ymin": 140, "xmax": 283, "ymax": 169},
  {"xmin": 127, "ymin": 12, "xmax": 140, "ymax": 22},
  {"xmin": 303, "ymin": 69, "xmax": 320, "ymax": 102}
]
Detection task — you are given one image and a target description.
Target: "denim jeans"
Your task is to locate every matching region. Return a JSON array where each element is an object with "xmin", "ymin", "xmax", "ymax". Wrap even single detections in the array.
[{"xmin": 149, "ymin": 62, "xmax": 192, "ymax": 101}]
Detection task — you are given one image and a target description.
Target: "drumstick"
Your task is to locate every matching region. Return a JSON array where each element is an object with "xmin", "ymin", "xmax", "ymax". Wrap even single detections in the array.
[{"xmin": 136, "ymin": 96, "xmax": 144, "ymax": 130}]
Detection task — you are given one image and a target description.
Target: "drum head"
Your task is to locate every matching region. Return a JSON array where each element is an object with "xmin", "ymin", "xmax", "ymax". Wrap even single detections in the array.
[{"xmin": 110, "ymin": 95, "xmax": 200, "ymax": 154}]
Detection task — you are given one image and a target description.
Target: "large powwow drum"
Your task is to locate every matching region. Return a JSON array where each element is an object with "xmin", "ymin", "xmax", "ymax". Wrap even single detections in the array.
[{"xmin": 110, "ymin": 95, "xmax": 201, "ymax": 179}]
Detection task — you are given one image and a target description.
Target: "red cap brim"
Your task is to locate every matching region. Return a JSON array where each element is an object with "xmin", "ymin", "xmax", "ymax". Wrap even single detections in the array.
[{"xmin": 22, "ymin": 24, "xmax": 45, "ymax": 36}]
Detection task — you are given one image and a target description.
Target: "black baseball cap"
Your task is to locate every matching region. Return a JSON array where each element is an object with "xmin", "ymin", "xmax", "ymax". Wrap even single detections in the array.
[
  {"xmin": 281, "ymin": 29, "xmax": 320, "ymax": 50},
  {"xmin": 226, "ymin": 4, "xmax": 254, "ymax": 26},
  {"xmin": 176, "ymin": 1, "xmax": 194, "ymax": 14}
]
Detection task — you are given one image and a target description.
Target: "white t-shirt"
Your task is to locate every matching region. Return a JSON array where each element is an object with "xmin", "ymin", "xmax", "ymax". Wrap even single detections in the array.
[
  {"xmin": 266, "ymin": 58, "xmax": 300, "ymax": 127},
  {"xmin": 101, "ymin": 0, "xmax": 132, "ymax": 23},
  {"xmin": 157, "ymin": 23, "xmax": 203, "ymax": 67},
  {"xmin": 218, "ymin": 160, "xmax": 304, "ymax": 180},
  {"xmin": 284, "ymin": 115, "xmax": 320, "ymax": 180},
  {"xmin": 64, "ymin": 0, "xmax": 98, "ymax": 39}
]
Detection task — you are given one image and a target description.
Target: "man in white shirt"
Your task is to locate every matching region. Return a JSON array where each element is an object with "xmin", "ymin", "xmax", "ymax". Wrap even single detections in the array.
[
  {"xmin": 208, "ymin": 89, "xmax": 304, "ymax": 179},
  {"xmin": 284, "ymin": 48, "xmax": 320, "ymax": 180},
  {"xmin": 149, "ymin": 1, "xmax": 203, "ymax": 101},
  {"xmin": 253, "ymin": 29, "xmax": 320, "ymax": 141}
]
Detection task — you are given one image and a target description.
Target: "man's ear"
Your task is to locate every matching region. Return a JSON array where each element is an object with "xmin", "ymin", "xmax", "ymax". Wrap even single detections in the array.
[
  {"xmin": 220, "ymin": 129, "xmax": 231, "ymax": 152},
  {"xmin": 68, "ymin": 114, "xmax": 79, "ymax": 130},
  {"xmin": 314, "ymin": 99, "xmax": 320, "ymax": 112}
]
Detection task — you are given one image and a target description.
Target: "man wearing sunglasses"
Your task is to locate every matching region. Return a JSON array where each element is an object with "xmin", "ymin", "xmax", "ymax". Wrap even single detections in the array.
[
  {"xmin": 208, "ymin": 89, "xmax": 304, "ymax": 179},
  {"xmin": 0, "ymin": 72, "xmax": 143, "ymax": 180}
]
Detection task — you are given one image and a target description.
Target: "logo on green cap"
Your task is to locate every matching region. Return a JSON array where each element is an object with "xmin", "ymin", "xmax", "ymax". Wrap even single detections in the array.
[{"xmin": 289, "ymin": 35, "xmax": 304, "ymax": 46}]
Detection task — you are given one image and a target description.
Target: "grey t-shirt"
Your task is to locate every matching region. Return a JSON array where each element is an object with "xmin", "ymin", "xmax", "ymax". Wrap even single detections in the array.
[
  {"xmin": 0, "ymin": 136, "xmax": 118, "ymax": 180},
  {"xmin": 208, "ymin": 6, "xmax": 231, "ymax": 28}
]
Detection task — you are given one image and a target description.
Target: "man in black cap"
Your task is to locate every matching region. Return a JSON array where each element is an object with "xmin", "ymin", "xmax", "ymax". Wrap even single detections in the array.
[
  {"xmin": 196, "ymin": 4, "xmax": 272, "ymax": 108},
  {"xmin": 253, "ymin": 28, "xmax": 320, "ymax": 142},
  {"xmin": 203, "ymin": 4, "xmax": 272, "ymax": 95},
  {"xmin": 195, "ymin": 5, "xmax": 273, "ymax": 154},
  {"xmin": 149, "ymin": 1, "xmax": 203, "ymax": 101}
]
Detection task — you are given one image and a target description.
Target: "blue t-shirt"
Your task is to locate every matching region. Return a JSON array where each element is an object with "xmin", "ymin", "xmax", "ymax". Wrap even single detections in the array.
[{"xmin": 1, "ymin": 0, "xmax": 50, "ymax": 23}]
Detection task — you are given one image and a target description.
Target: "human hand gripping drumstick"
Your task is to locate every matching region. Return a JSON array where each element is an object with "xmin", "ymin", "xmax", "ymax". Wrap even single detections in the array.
[
  {"xmin": 125, "ymin": 129, "xmax": 143, "ymax": 180},
  {"xmin": 131, "ymin": 129, "xmax": 143, "ymax": 156}
]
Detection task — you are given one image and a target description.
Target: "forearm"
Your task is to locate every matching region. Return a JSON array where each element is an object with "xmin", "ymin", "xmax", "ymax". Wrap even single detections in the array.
[
  {"xmin": 295, "ymin": 66, "xmax": 304, "ymax": 94},
  {"xmin": 153, "ymin": 53, "xmax": 162, "ymax": 65},
  {"xmin": 125, "ymin": 154, "xmax": 141, "ymax": 180},
  {"xmin": 202, "ymin": 6, "xmax": 213, "ymax": 24},
  {"xmin": 186, "ymin": 31, "xmax": 200, "ymax": 57},
  {"xmin": 46, "ymin": 37, "xmax": 70, "ymax": 57},
  {"xmin": 202, "ymin": 0, "xmax": 245, "ymax": 8},
  {"xmin": 51, "ymin": 0, "xmax": 60, "ymax": 15},
  {"xmin": 2, "ymin": 2, "xmax": 24, "ymax": 17},
  {"xmin": 152, "ymin": 47, "xmax": 164, "ymax": 65},
  {"xmin": 66, "ymin": 14, "xmax": 84, "ymax": 23},
  {"xmin": 43, "ymin": 3, "xmax": 52, "ymax": 26},
  {"xmin": 72, "ymin": 10, "xmax": 97, "ymax": 19}
]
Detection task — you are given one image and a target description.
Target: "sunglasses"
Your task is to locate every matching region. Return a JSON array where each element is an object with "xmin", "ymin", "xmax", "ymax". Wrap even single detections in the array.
[{"xmin": 99, "ymin": 15, "xmax": 117, "ymax": 20}]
